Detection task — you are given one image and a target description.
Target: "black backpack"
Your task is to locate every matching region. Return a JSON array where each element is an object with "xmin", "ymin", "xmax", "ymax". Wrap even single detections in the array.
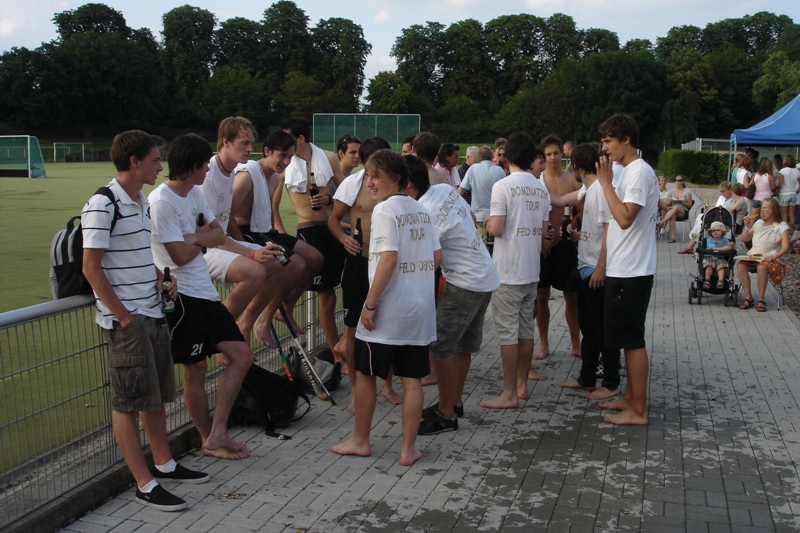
[
  {"xmin": 230, "ymin": 364, "xmax": 311, "ymax": 439},
  {"xmin": 49, "ymin": 187, "xmax": 121, "ymax": 299}
]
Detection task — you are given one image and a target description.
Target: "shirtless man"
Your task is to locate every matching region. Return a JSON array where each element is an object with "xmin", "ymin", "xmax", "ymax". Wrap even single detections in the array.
[
  {"xmin": 533, "ymin": 134, "xmax": 582, "ymax": 362},
  {"xmin": 401, "ymin": 135, "xmax": 415, "ymax": 156},
  {"xmin": 412, "ymin": 132, "xmax": 449, "ymax": 187},
  {"xmin": 198, "ymin": 117, "xmax": 296, "ymax": 348},
  {"xmin": 328, "ymin": 138, "xmax": 403, "ymax": 406},
  {"xmin": 228, "ymin": 129, "xmax": 322, "ymax": 343},
  {"xmin": 337, "ymin": 134, "xmax": 361, "ymax": 177},
  {"xmin": 272, "ymin": 117, "xmax": 345, "ymax": 356}
]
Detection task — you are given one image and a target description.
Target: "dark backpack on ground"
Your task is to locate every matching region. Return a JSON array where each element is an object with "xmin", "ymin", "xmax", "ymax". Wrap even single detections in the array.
[
  {"xmin": 49, "ymin": 187, "xmax": 121, "ymax": 299},
  {"xmin": 230, "ymin": 363, "xmax": 311, "ymax": 439}
]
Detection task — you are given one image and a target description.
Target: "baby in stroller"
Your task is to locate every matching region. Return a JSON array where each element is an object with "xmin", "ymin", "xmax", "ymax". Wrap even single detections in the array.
[
  {"xmin": 688, "ymin": 207, "xmax": 738, "ymax": 305},
  {"xmin": 701, "ymin": 221, "xmax": 735, "ymax": 290}
]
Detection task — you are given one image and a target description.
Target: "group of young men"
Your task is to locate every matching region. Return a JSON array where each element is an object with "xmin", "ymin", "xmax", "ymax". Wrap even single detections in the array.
[{"xmin": 82, "ymin": 112, "xmax": 659, "ymax": 509}]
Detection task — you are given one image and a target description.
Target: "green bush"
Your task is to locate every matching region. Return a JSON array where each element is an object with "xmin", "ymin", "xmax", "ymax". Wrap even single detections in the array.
[{"xmin": 657, "ymin": 149, "xmax": 730, "ymax": 184}]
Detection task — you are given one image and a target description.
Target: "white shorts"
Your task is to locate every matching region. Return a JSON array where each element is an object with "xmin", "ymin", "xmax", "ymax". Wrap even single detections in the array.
[{"xmin": 205, "ymin": 240, "xmax": 261, "ymax": 285}]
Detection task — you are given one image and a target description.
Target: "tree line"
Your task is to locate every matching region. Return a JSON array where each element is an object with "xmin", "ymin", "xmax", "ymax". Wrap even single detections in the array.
[{"xmin": 0, "ymin": 2, "xmax": 798, "ymax": 156}]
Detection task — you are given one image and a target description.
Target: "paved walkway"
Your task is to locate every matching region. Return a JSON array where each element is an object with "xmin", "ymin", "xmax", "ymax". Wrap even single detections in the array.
[{"xmin": 62, "ymin": 239, "xmax": 800, "ymax": 533}]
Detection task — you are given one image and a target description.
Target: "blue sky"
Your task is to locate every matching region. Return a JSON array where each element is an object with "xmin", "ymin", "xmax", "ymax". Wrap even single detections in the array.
[{"xmin": 1, "ymin": 0, "xmax": 798, "ymax": 83}]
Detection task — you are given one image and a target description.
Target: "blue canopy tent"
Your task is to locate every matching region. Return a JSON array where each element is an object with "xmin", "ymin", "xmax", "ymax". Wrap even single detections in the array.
[{"xmin": 729, "ymin": 93, "xmax": 800, "ymax": 169}]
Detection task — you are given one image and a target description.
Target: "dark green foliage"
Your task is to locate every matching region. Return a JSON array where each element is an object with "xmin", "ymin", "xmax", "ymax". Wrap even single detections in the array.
[{"xmin": 657, "ymin": 149, "xmax": 730, "ymax": 184}]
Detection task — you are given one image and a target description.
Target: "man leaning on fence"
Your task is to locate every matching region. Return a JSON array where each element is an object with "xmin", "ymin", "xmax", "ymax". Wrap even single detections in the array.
[{"xmin": 82, "ymin": 130, "xmax": 208, "ymax": 513}]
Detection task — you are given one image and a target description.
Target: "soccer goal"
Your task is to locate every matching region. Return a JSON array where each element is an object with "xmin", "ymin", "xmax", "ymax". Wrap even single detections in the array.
[
  {"xmin": 53, "ymin": 142, "xmax": 94, "ymax": 163},
  {"xmin": 312, "ymin": 113, "xmax": 421, "ymax": 153},
  {"xmin": 0, "ymin": 135, "xmax": 47, "ymax": 178}
]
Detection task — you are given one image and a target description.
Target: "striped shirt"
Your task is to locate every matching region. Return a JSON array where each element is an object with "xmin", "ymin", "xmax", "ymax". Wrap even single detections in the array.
[{"xmin": 82, "ymin": 178, "xmax": 161, "ymax": 329}]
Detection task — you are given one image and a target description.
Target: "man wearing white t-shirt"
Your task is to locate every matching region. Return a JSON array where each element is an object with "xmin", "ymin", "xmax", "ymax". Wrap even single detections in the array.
[
  {"xmin": 331, "ymin": 150, "xmax": 442, "ymax": 467},
  {"xmin": 149, "ymin": 133, "xmax": 254, "ymax": 460},
  {"xmin": 596, "ymin": 114, "xmax": 660, "ymax": 426},
  {"xmin": 406, "ymin": 156, "xmax": 501, "ymax": 433},
  {"xmin": 199, "ymin": 117, "xmax": 297, "ymax": 347},
  {"xmin": 458, "ymin": 146, "xmax": 506, "ymax": 246},
  {"xmin": 480, "ymin": 132, "xmax": 551, "ymax": 409},
  {"xmin": 558, "ymin": 144, "xmax": 621, "ymax": 401}
]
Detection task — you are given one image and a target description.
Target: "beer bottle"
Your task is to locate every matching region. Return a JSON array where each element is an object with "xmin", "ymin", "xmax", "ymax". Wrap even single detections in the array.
[
  {"xmin": 197, "ymin": 213, "xmax": 207, "ymax": 254},
  {"xmin": 309, "ymin": 172, "xmax": 320, "ymax": 210},
  {"xmin": 161, "ymin": 267, "xmax": 175, "ymax": 313},
  {"xmin": 353, "ymin": 217, "xmax": 363, "ymax": 247}
]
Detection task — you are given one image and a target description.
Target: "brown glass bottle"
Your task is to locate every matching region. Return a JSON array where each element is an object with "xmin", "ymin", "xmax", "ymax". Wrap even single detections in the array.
[
  {"xmin": 353, "ymin": 217, "xmax": 363, "ymax": 247},
  {"xmin": 309, "ymin": 172, "xmax": 320, "ymax": 210}
]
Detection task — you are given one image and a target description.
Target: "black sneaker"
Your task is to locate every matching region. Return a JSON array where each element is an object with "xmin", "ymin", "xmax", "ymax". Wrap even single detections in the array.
[
  {"xmin": 423, "ymin": 402, "xmax": 464, "ymax": 419},
  {"xmin": 150, "ymin": 464, "xmax": 209, "ymax": 484},
  {"xmin": 135, "ymin": 485, "xmax": 188, "ymax": 512},
  {"xmin": 418, "ymin": 409, "xmax": 458, "ymax": 435}
]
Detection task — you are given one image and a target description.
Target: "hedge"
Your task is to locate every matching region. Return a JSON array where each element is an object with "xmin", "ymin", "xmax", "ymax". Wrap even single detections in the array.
[{"xmin": 657, "ymin": 149, "xmax": 730, "ymax": 184}]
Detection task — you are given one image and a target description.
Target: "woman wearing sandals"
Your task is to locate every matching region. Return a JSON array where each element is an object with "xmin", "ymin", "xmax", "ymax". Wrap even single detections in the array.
[
  {"xmin": 657, "ymin": 175, "xmax": 692, "ymax": 243},
  {"xmin": 737, "ymin": 198, "xmax": 790, "ymax": 312}
]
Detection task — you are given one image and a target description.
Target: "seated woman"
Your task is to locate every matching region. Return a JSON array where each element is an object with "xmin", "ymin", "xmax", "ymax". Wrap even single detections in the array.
[
  {"xmin": 737, "ymin": 198, "xmax": 790, "ymax": 312},
  {"xmin": 658, "ymin": 175, "xmax": 693, "ymax": 243},
  {"xmin": 658, "ymin": 175, "xmax": 670, "ymax": 218}
]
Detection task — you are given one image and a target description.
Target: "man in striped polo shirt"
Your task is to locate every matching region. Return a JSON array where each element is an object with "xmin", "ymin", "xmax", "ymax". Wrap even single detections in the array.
[{"xmin": 82, "ymin": 131, "xmax": 208, "ymax": 512}]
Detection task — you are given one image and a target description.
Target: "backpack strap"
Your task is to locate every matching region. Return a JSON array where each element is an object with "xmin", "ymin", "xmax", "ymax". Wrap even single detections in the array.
[{"xmin": 95, "ymin": 186, "xmax": 122, "ymax": 232}]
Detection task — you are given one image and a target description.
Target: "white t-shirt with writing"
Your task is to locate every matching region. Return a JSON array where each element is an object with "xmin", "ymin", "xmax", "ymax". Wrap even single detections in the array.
[
  {"xmin": 200, "ymin": 156, "xmax": 233, "ymax": 233},
  {"xmin": 779, "ymin": 167, "xmax": 800, "ymax": 197},
  {"xmin": 148, "ymin": 184, "xmax": 220, "ymax": 301},
  {"xmin": 356, "ymin": 195, "xmax": 440, "ymax": 346},
  {"xmin": 490, "ymin": 171, "xmax": 551, "ymax": 285},
  {"xmin": 605, "ymin": 158, "xmax": 659, "ymax": 278},
  {"xmin": 578, "ymin": 180, "xmax": 612, "ymax": 271},
  {"xmin": 418, "ymin": 184, "xmax": 500, "ymax": 293}
]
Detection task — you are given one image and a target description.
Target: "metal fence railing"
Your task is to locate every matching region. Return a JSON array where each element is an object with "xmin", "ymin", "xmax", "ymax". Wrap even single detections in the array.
[{"xmin": 0, "ymin": 288, "xmax": 339, "ymax": 529}]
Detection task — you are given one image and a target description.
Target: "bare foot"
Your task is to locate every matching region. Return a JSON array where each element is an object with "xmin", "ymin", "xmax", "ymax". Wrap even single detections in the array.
[
  {"xmin": 479, "ymin": 395, "xmax": 520, "ymax": 409},
  {"xmin": 252, "ymin": 318, "xmax": 278, "ymax": 348},
  {"xmin": 273, "ymin": 309, "xmax": 304, "ymax": 335},
  {"xmin": 331, "ymin": 438, "xmax": 371, "ymax": 457},
  {"xmin": 587, "ymin": 387, "xmax": 619, "ymax": 401},
  {"xmin": 206, "ymin": 432, "xmax": 247, "ymax": 452},
  {"xmin": 558, "ymin": 379, "xmax": 595, "ymax": 390},
  {"xmin": 532, "ymin": 349, "xmax": 550, "ymax": 361},
  {"xmin": 528, "ymin": 370, "xmax": 547, "ymax": 381},
  {"xmin": 571, "ymin": 351, "xmax": 582, "ymax": 358},
  {"xmin": 605, "ymin": 409, "xmax": 648, "ymax": 426},
  {"xmin": 347, "ymin": 401, "xmax": 355, "ymax": 415},
  {"xmin": 382, "ymin": 386, "xmax": 403, "ymax": 405},
  {"xmin": 399, "ymin": 449, "xmax": 423, "ymax": 467},
  {"xmin": 420, "ymin": 373, "xmax": 437, "ymax": 386},
  {"xmin": 598, "ymin": 398, "xmax": 629, "ymax": 410},
  {"xmin": 202, "ymin": 446, "xmax": 249, "ymax": 460}
]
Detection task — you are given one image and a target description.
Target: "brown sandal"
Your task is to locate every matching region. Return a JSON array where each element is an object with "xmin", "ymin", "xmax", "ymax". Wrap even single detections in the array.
[
  {"xmin": 757, "ymin": 300, "xmax": 767, "ymax": 312},
  {"xmin": 678, "ymin": 247, "xmax": 693, "ymax": 254},
  {"xmin": 739, "ymin": 299, "xmax": 754, "ymax": 310}
]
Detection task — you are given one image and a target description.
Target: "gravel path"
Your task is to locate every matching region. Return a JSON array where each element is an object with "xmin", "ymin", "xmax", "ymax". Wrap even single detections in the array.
[{"xmin": 689, "ymin": 184, "xmax": 799, "ymax": 319}]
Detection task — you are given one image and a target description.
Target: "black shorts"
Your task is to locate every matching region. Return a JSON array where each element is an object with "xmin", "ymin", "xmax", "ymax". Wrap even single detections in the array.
[
  {"xmin": 298, "ymin": 224, "xmax": 345, "ymax": 291},
  {"xmin": 342, "ymin": 254, "xmax": 369, "ymax": 328},
  {"xmin": 167, "ymin": 294, "xmax": 246, "ymax": 364},
  {"xmin": 239, "ymin": 226, "xmax": 297, "ymax": 258},
  {"xmin": 604, "ymin": 275, "xmax": 653, "ymax": 351},
  {"xmin": 353, "ymin": 338, "xmax": 430, "ymax": 379},
  {"xmin": 539, "ymin": 239, "xmax": 578, "ymax": 291}
]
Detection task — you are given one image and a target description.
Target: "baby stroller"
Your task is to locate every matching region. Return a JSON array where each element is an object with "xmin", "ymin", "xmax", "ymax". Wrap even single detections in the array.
[{"xmin": 687, "ymin": 206, "xmax": 738, "ymax": 306}]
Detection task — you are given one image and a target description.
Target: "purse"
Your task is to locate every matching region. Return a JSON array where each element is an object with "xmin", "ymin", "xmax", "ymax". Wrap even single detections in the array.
[
  {"xmin": 762, "ymin": 258, "xmax": 786, "ymax": 285},
  {"xmin": 745, "ymin": 184, "xmax": 756, "ymax": 200}
]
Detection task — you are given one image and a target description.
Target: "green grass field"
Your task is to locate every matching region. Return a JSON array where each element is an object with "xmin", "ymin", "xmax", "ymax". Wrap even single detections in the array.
[{"xmin": 0, "ymin": 162, "xmax": 300, "ymax": 313}]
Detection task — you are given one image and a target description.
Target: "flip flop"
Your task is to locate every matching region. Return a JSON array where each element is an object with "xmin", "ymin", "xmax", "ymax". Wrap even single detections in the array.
[
  {"xmin": 757, "ymin": 300, "xmax": 767, "ymax": 312},
  {"xmin": 739, "ymin": 298, "xmax": 754, "ymax": 310}
]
